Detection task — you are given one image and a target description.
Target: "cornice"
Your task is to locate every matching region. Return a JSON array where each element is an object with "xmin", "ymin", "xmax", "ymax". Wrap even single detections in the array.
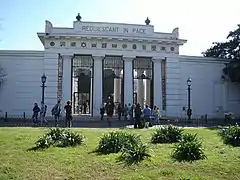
[
  {"xmin": 38, "ymin": 33, "xmax": 186, "ymax": 45},
  {"xmin": 0, "ymin": 50, "xmax": 44, "ymax": 57},
  {"xmin": 179, "ymin": 55, "xmax": 229, "ymax": 64}
]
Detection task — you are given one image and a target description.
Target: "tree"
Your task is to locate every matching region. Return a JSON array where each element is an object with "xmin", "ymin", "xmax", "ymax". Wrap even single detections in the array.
[{"xmin": 203, "ymin": 25, "xmax": 240, "ymax": 82}]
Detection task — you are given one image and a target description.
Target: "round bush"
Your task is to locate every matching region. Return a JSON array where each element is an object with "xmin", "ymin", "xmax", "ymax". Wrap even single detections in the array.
[
  {"xmin": 151, "ymin": 125, "xmax": 183, "ymax": 144},
  {"xmin": 95, "ymin": 131, "xmax": 141, "ymax": 154},
  {"xmin": 119, "ymin": 143, "xmax": 151, "ymax": 165},
  {"xmin": 171, "ymin": 133, "xmax": 206, "ymax": 162},
  {"xmin": 219, "ymin": 125, "xmax": 240, "ymax": 147},
  {"xmin": 33, "ymin": 128, "xmax": 85, "ymax": 150}
]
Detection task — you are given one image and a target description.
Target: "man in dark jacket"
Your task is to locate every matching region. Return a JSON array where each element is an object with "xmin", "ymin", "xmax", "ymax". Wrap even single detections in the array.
[
  {"xmin": 134, "ymin": 103, "xmax": 142, "ymax": 129},
  {"xmin": 32, "ymin": 103, "xmax": 40, "ymax": 125},
  {"xmin": 105, "ymin": 99, "xmax": 115, "ymax": 127}
]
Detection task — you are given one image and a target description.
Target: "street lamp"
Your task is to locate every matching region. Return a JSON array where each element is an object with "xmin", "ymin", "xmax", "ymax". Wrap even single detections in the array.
[
  {"xmin": 41, "ymin": 73, "xmax": 47, "ymax": 104},
  {"xmin": 187, "ymin": 77, "xmax": 192, "ymax": 121}
]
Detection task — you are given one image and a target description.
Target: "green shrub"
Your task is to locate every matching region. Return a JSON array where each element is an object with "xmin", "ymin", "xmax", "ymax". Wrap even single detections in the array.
[
  {"xmin": 35, "ymin": 134, "xmax": 52, "ymax": 149},
  {"xmin": 95, "ymin": 131, "xmax": 141, "ymax": 154},
  {"xmin": 119, "ymin": 143, "xmax": 151, "ymax": 165},
  {"xmin": 181, "ymin": 133, "xmax": 198, "ymax": 142},
  {"xmin": 151, "ymin": 125, "xmax": 183, "ymax": 144},
  {"xmin": 218, "ymin": 125, "xmax": 240, "ymax": 147},
  {"xmin": 171, "ymin": 134, "xmax": 206, "ymax": 162},
  {"xmin": 32, "ymin": 128, "xmax": 85, "ymax": 150}
]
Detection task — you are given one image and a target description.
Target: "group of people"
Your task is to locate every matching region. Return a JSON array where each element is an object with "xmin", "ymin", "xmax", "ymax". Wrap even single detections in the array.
[
  {"xmin": 32, "ymin": 100, "xmax": 73, "ymax": 127},
  {"xmin": 100, "ymin": 100, "xmax": 161, "ymax": 128}
]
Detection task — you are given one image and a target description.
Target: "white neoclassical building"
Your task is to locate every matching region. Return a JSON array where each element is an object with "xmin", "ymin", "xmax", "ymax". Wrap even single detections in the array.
[{"xmin": 0, "ymin": 14, "xmax": 240, "ymax": 119}]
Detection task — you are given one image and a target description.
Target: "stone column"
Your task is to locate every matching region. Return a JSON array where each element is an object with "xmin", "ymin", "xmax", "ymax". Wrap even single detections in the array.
[
  {"xmin": 114, "ymin": 69, "xmax": 121, "ymax": 103},
  {"xmin": 62, "ymin": 54, "xmax": 73, "ymax": 107},
  {"xmin": 153, "ymin": 58, "xmax": 163, "ymax": 110},
  {"xmin": 92, "ymin": 56, "xmax": 104, "ymax": 116},
  {"xmin": 137, "ymin": 70, "xmax": 144, "ymax": 107},
  {"xmin": 123, "ymin": 56, "xmax": 135, "ymax": 106},
  {"xmin": 145, "ymin": 70, "xmax": 151, "ymax": 106}
]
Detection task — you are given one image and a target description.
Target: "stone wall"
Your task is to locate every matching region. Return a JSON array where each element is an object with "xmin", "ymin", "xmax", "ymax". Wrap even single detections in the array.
[
  {"xmin": 178, "ymin": 55, "xmax": 240, "ymax": 119},
  {"xmin": 0, "ymin": 50, "xmax": 44, "ymax": 117}
]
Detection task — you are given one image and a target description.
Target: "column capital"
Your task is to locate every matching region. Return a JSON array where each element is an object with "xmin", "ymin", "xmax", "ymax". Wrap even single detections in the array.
[
  {"xmin": 123, "ymin": 56, "xmax": 135, "ymax": 61},
  {"xmin": 92, "ymin": 55, "xmax": 105, "ymax": 61},
  {"xmin": 61, "ymin": 54, "xmax": 74, "ymax": 59},
  {"xmin": 61, "ymin": 53, "xmax": 73, "ymax": 56},
  {"xmin": 152, "ymin": 57, "xmax": 165, "ymax": 62}
]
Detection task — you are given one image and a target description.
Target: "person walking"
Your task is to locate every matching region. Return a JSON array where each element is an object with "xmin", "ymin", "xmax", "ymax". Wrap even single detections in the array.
[
  {"xmin": 143, "ymin": 104, "xmax": 152, "ymax": 128},
  {"xmin": 152, "ymin": 105, "xmax": 160, "ymax": 125},
  {"xmin": 40, "ymin": 101, "xmax": 48, "ymax": 125},
  {"xmin": 64, "ymin": 101, "xmax": 72, "ymax": 128},
  {"xmin": 32, "ymin": 103, "xmax": 40, "ymax": 125},
  {"xmin": 51, "ymin": 100, "xmax": 61, "ymax": 127}
]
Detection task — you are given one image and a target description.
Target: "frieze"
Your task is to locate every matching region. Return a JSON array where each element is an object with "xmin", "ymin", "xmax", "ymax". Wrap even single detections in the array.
[{"xmin": 46, "ymin": 39, "xmax": 176, "ymax": 53}]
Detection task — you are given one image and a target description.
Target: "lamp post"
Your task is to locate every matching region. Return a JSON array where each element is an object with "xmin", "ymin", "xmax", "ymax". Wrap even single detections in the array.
[
  {"xmin": 41, "ymin": 74, "xmax": 47, "ymax": 104},
  {"xmin": 187, "ymin": 77, "xmax": 192, "ymax": 121}
]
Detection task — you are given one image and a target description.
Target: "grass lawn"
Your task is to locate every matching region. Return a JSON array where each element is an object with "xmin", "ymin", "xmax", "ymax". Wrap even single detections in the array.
[{"xmin": 0, "ymin": 127, "xmax": 240, "ymax": 180}]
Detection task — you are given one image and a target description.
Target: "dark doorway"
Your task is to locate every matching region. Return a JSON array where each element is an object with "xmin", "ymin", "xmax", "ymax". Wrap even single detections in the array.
[
  {"xmin": 102, "ymin": 56, "xmax": 124, "ymax": 107},
  {"xmin": 72, "ymin": 55, "xmax": 93, "ymax": 115}
]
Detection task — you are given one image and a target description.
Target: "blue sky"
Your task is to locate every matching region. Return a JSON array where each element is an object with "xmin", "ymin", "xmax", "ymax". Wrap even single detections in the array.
[{"xmin": 0, "ymin": 0, "xmax": 239, "ymax": 56}]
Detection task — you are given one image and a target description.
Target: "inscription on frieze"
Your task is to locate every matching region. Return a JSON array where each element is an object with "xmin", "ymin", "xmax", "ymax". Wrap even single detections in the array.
[{"xmin": 81, "ymin": 25, "xmax": 147, "ymax": 35}]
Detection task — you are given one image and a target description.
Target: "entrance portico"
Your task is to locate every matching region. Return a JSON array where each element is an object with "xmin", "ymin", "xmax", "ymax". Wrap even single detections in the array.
[{"xmin": 38, "ymin": 14, "xmax": 187, "ymax": 116}]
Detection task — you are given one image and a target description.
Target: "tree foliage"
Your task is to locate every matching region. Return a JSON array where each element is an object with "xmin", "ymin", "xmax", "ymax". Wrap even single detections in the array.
[{"xmin": 203, "ymin": 25, "xmax": 240, "ymax": 82}]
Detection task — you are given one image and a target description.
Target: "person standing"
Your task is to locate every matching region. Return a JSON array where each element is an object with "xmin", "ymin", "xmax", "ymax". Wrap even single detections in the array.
[
  {"xmin": 134, "ymin": 103, "xmax": 142, "ymax": 129},
  {"xmin": 51, "ymin": 100, "xmax": 61, "ymax": 127},
  {"xmin": 32, "ymin": 103, "xmax": 40, "ymax": 125},
  {"xmin": 64, "ymin": 101, "xmax": 72, "ymax": 128},
  {"xmin": 100, "ymin": 103, "xmax": 105, "ymax": 121},
  {"xmin": 152, "ymin": 105, "xmax": 160, "ymax": 125},
  {"xmin": 40, "ymin": 101, "xmax": 48, "ymax": 125},
  {"xmin": 143, "ymin": 104, "xmax": 152, "ymax": 128},
  {"xmin": 105, "ymin": 98, "xmax": 115, "ymax": 126},
  {"xmin": 117, "ymin": 104, "xmax": 122, "ymax": 121}
]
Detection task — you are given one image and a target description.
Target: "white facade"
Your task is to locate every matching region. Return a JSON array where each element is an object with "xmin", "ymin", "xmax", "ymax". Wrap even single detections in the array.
[{"xmin": 0, "ymin": 18, "xmax": 239, "ymax": 119}]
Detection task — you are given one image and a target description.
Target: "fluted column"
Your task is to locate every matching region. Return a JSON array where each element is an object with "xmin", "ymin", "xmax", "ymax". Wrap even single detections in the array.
[
  {"xmin": 92, "ymin": 56, "xmax": 104, "ymax": 116},
  {"xmin": 137, "ymin": 70, "xmax": 144, "ymax": 107},
  {"xmin": 153, "ymin": 58, "xmax": 163, "ymax": 110},
  {"xmin": 123, "ymin": 56, "xmax": 135, "ymax": 106},
  {"xmin": 114, "ymin": 69, "xmax": 121, "ymax": 103},
  {"xmin": 62, "ymin": 54, "xmax": 73, "ymax": 107}
]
